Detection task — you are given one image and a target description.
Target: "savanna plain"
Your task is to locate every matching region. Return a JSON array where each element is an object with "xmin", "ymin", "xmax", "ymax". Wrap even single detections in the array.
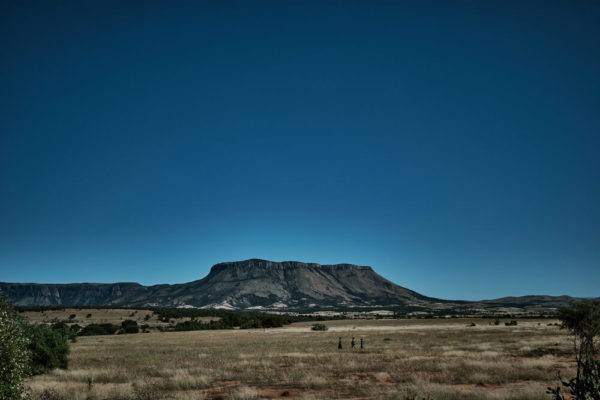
[{"xmin": 27, "ymin": 318, "xmax": 573, "ymax": 400}]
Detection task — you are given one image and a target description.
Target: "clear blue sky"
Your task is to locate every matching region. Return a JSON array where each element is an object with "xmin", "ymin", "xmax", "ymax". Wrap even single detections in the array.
[{"xmin": 1, "ymin": 1, "xmax": 599, "ymax": 300}]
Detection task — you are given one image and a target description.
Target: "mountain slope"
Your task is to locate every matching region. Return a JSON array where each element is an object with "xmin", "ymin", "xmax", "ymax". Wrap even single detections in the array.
[
  {"xmin": 0, "ymin": 259, "xmax": 587, "ymax": 312},
  {"xmin": 0, "ymin": 259, "xmax": 434, "ymax": 309},
  {"xmin": 0, "ymin": 282, "xmax": 149, "ymax": 306},
  {"xmin": 163, "ymin": 259, "xmax": 435, "ymax": 309}
]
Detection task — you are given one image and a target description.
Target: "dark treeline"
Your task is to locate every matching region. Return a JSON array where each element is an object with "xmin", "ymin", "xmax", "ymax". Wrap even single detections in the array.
[
  {"xmin": 142, "ymin": 308, "xmax": 341, "ymax": 330},
  {"xmin": 78, "ymin": 320, "xmax": 140, "ymax": 336},
  {"xmin": 168, "ymin": 311, "xmax": 292, "ymax": 330}
]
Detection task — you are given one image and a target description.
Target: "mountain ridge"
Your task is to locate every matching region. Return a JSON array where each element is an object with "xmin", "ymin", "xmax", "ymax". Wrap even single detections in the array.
[{"xmin": 0, "ymin": 259, "xmax": 591, "ymax": 313}]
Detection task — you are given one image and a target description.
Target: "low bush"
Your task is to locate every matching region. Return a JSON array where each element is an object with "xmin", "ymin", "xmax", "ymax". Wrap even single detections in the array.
[
  {"xmin": 79, "ymin": 323, "xmax": 120, "ymax": 336},
  {"xmin": 311, "ymin": 323, "xmax": 328, "ymax": 331},
  {"xmin": 49, "ymin": 322, "xmax": 80, "ymax": 342},
  {"xmin": 120, "ymin": 320, "xmax": 139, "ymax": 334},
  {"xmin": 25, "ymin": 323, "xmax": 70, "ymax": 374}
]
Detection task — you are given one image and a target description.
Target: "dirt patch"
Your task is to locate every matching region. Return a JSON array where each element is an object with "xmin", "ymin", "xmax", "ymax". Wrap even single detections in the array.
[
  {"xmin": 212, "ymin": 380, "xmax": 242, "ymax": 387},
  {"xmin": 349, "ymin": 372, "xmax": 370, "ymax": 380}
]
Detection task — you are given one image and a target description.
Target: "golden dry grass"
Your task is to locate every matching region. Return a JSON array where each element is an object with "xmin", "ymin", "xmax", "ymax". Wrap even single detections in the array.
[{"xmin": 26, "ymin": 318, "xmax": 574, "ymax": 400}]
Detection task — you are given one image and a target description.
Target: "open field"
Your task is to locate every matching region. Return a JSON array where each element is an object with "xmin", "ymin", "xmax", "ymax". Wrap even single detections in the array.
[{"xmin": 27, "ymin": 318, "xmax": 574, "ymax": 400}]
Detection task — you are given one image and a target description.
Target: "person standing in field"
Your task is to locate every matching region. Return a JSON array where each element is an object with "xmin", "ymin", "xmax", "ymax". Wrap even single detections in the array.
[
  {"xmin": 360, "ymin": 337, "xmax": 364, "ymax": 349},
  {"xmin": 338, "ymin": 336, "xmax": 342, "ymax": 349},
  {"xmin": 351, "ymin": 336, "xmax": 356, "ymax": 349}
]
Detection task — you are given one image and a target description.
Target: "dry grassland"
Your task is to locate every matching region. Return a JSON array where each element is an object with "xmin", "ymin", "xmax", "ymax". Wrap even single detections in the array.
[{"xmin": 27, "ymin": 318, "xmax": 574, "ymax": 400}]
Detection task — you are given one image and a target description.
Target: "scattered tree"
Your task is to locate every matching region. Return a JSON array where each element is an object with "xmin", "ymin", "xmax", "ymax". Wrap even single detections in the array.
[{"xmin": 548, "ymin": 301, "xmax": 600, "ymax": 399}]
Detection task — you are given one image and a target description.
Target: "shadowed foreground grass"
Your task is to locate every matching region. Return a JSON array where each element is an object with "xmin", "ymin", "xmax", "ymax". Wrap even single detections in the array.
[{"xmin": 27, "ymin": 318, "xmax": 573, "ymax": 399}]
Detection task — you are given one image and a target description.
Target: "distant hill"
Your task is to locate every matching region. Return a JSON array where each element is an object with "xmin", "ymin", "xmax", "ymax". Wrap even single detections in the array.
[{"xmin": 0, "ymin": 259, "xmax": 589, "ymax": 314}]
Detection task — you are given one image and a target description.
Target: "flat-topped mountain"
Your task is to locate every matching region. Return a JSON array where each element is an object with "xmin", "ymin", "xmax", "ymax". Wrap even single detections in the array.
[
  {"xmin": 0, "ymin": 259, "xmax": 589, "ymax": 313},
  {"xmin": 178, "ymin": 259, "xmax": 435, "ymax": 309},
  {"xmin": 0, "ymin": 259, "xmax": 435, "ymax": 310}
]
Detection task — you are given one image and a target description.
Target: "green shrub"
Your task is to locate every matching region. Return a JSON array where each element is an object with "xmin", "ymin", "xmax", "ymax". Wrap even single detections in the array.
[
  {"xmin": 311, "ymin": 323, "xmax": 328, "ymax": 331},
  {"xmin": 78, "ymin": 323, "xmax": 119, "ymax": 336},
  {"xmin": 69, "ymin": 324, "xmax": 81, "ymax": 336},
  {"xmin": 0, "ymin": 294, "xmax": 31, "ymax": 400},
  {"xmin": 120, "ymin": 320, "xmax": 139, "ymax": 334},
  {"xmin": 25, "ymin": 323, "xmax": 70, "ymax": 374},
  {"xmin": 50, "ymin": 322, "xmax": 79, "ymax": 343}
]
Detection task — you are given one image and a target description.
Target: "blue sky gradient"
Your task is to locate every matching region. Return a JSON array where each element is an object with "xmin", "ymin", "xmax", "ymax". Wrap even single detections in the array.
[{"xmin": 1, "ymin": 1, "xmax": 599, "ymax": 300}]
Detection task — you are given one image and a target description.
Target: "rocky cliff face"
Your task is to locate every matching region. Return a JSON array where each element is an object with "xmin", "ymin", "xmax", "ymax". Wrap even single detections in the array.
[
  {"xmin": 0, "ymin": 259, "xmax": 432, "ymax": 309},
  {"xmin": 165, "ymin": 259, "xmax": 434, "ymax": 309},
  {"xmin": 0, "ymin": 282, "xmax": 148, "ymax": 306}
]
